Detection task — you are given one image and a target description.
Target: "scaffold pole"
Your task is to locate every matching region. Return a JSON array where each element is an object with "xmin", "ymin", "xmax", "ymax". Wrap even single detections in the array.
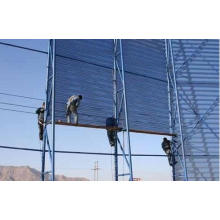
[
  {"xmin": 119, "ymin": 40, "xmax": 133, "ymax": 181},
  {"xmin": 113, "ymin": 40, "xmax": 118, "ymax": 181},
  {"xmin": 51, "ymin": 39, "xmax": 56, "ymax": 181},
  {"xmin": 168, "ymin": 40, "xmax": 188, "ymax": 181}
]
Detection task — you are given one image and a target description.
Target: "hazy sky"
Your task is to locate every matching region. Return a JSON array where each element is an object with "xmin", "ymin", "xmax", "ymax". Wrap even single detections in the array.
[{"xmin": 0, "ymin": 39, "xmax": 172, "ymax": 180}]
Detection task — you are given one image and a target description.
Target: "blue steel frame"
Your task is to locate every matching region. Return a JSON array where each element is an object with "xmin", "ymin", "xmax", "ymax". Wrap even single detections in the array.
[
  {"xmin": 41, "ymin": 39, "xmax": 56, "ymax": 181},
  {"xmin": 113, "ymin": 40, "xmax": 133, "ymax": 181},
  {"xmin": 113, "ymin": 40, "xmax": 118, "ymax": 181},
  {"xmin": 41, "ymin": 39, "xmax": 134, "ymax": 181},
  {"xmin": 41, "ymin": 39, "xmax": 218, "ymax": 181}
]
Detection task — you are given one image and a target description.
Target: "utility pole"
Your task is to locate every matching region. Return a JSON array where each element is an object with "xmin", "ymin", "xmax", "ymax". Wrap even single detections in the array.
[{"xmin": 91, "ymin": 161, "xmax": 100, "ymax": 181}]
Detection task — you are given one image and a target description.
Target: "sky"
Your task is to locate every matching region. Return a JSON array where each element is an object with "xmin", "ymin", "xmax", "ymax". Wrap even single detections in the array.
[{"xmin": 0, "ymin": 39, "xmax": 172, "ymax": 180}]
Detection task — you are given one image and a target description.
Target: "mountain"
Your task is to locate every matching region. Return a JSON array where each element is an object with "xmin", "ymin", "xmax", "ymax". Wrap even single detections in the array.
[{"xmin": 0, "ymin": 165, "xmax": 89, "ymax": 181}]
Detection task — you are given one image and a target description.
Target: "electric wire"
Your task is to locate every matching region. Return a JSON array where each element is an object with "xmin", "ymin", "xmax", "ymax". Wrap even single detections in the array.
[
  {"xmin": 0, "ymin": 107, "xmax": 35, "ymax": 115},
  {"xmin": 0, "ymin": 145, "xmax": 218, "ymax": 157},
  {"xmin": 0, "ymin": 93, "xmax": 43, "ymax": 114},
  {"xmin": 0, "ymin": 92, "xmax": 44, "ymax": 101},
  {"xmin": 0, "ymin": 101, "xmax": 37, "ymax": 109},
  {"xmin": 0, "ymin": 41, "xmax": 47, "ymax": 54}
]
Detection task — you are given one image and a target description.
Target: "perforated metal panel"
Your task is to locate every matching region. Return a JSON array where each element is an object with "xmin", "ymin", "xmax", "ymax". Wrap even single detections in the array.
[{"xmin": 49, "ymin": 39, "xmax": 170, "ymax": 134}]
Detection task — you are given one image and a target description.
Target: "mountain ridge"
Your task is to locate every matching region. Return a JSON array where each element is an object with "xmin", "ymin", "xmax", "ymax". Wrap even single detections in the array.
[{"xmin": 0, "ymin": 165, "xmax": 89, "ymax": 181}]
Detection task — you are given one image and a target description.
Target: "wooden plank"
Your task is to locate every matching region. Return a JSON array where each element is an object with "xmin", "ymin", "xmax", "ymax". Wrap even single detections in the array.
[{"xmin": 55, "ymin": 121, "xmax": 175, "ymax": 136}]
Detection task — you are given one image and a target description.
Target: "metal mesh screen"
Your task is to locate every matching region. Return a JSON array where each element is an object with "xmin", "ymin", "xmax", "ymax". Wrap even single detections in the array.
[
  {"xmin": 49, "ymin": 39, "xmax": 170, "ymax": 134},
  {"xmin": 171, "ymin": 39, "xmax": 219, "ymax": 181}
]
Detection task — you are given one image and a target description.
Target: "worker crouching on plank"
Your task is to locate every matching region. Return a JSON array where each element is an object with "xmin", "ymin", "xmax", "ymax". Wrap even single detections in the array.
[
  {"xmin": 162, "ymin": 137, "xmax": 177, "ymax": 166},
  {"xmin": 106, "ymin": 117, "xmax": 118, "ymax": 147},
  {"xmin": 66, "ymin": 95, "xmax": 82, "ymax": 124},
  {"xmin": 36, "ymin": 102, "xmax": 45, "ymax": 141}
]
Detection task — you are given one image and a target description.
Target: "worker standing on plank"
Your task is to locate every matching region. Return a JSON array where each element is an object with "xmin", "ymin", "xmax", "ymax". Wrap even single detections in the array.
[
  {"xmin": 66, "ymin": 95, "xmax": 82, "ymax": 124},
  {"xmin": 106, "ymin": 117, "xmax": 118, "ymax": 147},
  {"xmin": 162, "ymin": 137, "xmax": 177, "ymax": 166},
  {"xmin": 36, "ymin": 102, "xmax": 45, "ymax": 141}
]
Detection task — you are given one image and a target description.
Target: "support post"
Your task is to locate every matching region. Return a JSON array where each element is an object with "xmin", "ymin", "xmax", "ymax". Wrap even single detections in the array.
[
  {"xmin": 41, "ymin": 39, "xmax": 52, "ymax": 181},
  {"xmin": 119, "ymin": 40, "xmax": 133, "ymax": 181},
  {"xmin": 113, "ymin": 40, "xmax": 118, "ymax": 181},
  {"xmin": 112, "ymin": 39, "xmax": 133, "ymax": 181},
  {"xmin": 168, "ymin": 40, "xmax": 188, "ymax": 181},
  {"xmin": 41, "ymin": 136, "xmax": 46, "ymax": 181},
  {"xmin": 51, "ymin": 39, "xmax": 56, "ymax": 181},
  {"xmin": 164, "ymin": 39, "xmax": 176, "ymax": 181}
]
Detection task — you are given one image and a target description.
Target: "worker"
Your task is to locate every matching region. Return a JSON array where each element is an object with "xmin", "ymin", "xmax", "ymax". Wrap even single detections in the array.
[
  {"xmin": 161, "ymin": 137, "xmax": 176, "ymax": 166},
  {"xmin": 106, "ymin": 117, "xmax": 117, "ymax": 147},
  {"xmin": 66, "ymin": 95, "xmax": 82, "ymax": 124},
  {"xmin": 36, "ymin": 102, "xmax": 45, "ymax": 141}
]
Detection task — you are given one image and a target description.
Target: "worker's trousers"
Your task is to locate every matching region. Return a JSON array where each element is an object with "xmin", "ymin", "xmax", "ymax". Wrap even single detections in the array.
[
  {"xmin": 165, "ymin": 149, "xmax": 176, "ymax": 166},
  {"xmin": 107, "ymin": 130, "xmax": 117, "ymax": 147},
  {"xmin": 67, "ymin": 111, "xmax": 78, "ymax": 124},
  {"xmin": 38, "ymin": 120, "xmax": 44, "ymax": 141}
]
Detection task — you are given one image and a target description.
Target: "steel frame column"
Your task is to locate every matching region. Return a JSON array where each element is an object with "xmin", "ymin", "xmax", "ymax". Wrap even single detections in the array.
[
  {"xmin": 119, "ymin": 40, "xmax": 133, "ymax": 181},
  {"xmin": 51, "ymin": 39, "xmax": 56, "ymax": 181},
  {"xmin": 164, "ymin": 39, "xmax": 176, "ymax": 181},
  {"xmin": 41, "ymin": 40, "xmax": 50, "ymax": 181},
  {"xmin": 113, "ymin": 40, "xmax": 118, "ymax": 181},
  {"xmin": 113, "ymin": 39, "xmax": 133, "ymax": 181},
  {"xmin": 168, "ymin": 40, "xmax": 188, "ymax": 181},
  {"xmin": 41, "ymin": 39, "xmax": 56, "ymax": 181}
]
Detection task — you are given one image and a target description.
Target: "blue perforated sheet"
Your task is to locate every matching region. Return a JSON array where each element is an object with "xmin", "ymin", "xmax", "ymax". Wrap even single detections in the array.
[
  {"xmin": 171, "ymin": 39, "xmax": 219, "ymax": 181},
  {"xmin": 50, "ymin": 40, "xmax": 170, "ymax": 134}
]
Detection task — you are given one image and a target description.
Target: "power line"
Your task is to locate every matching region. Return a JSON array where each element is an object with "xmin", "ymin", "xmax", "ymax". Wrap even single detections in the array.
[
  {"xmin": 0, "ymin": 42, "xmax": 47, "ymax": 55},
  {"xmin": 0, "ymin": 107, "xmax": 35, "ymax": 115},
  {"xmin": 0, "ymin": 145, "xmax": 166, "ymax": 156},
  {"xmin": 0, "ymin": 145, "xmax": 218, "ymax": 157},
  {"xmin": 0, "ymin": 101, "xmax": 37, "ymax": 109},
  {"xmin": 0, "ymin": 92, "xmax": 44, "ymax": 101},
  {"xmin": 0, "ymin": 145, "xmax": 41, "ymax": 152}
]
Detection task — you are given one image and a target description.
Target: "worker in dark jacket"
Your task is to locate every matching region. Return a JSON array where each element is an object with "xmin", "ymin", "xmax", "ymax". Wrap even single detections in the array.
[
  {"xmin": 106, "ymin": 117, "xmax": 118, "ymax": 147},
  {"xmin": 66, "ymin": 95, "xmax": 82, "ymax": 124},
  {"xmin": 36, "ymin": 102, "xmax": 45, "ymax": 141},
  {"xmin": 162, "ymin": 137, "xmax": 176, "ymax": 166}
]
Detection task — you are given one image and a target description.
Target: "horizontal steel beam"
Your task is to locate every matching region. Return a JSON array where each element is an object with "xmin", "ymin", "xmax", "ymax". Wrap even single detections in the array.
[{"xmin": 56, "ymin": 121, "xmax": 175, "ymax": 136}]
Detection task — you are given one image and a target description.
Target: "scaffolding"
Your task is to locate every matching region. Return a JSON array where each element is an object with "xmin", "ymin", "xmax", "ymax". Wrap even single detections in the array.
[{"xmin": 9, "ymin": 39, "xmax": 216, "ymax": 181}]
